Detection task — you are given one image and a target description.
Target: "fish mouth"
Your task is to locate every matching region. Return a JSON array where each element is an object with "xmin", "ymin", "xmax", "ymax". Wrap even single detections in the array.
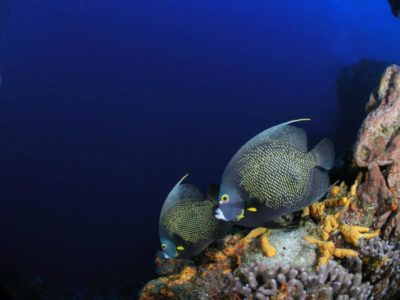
[
  {"xmin": 163, "ymin": 252, "xmax": 171, "ymax": 259},
  {"xmin": 215, "ymin": 208, "xmax": 228, "ymax": 221}
]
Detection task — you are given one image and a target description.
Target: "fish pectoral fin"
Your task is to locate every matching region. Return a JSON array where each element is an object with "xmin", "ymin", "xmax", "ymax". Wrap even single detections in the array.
[
  {"xmin": 236, "ymin": 209, "xmax": 245, "ymax": 221},
  {"xmin": 246, "ymin": 207, "xmax": 257, "ymax": 212}
]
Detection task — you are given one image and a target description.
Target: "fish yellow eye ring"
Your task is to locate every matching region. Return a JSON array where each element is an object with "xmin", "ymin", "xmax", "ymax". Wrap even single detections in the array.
[
  {"xmin": 177, "ymin": 246, "xmax": 185, "ymax": 251},
  {"xmin": 161, "ymin": 243, "xmax": 167, "ymax": 250},
  {"xmin": 220, "ymin": 194, "xmax": 230, "ymax": 203}
]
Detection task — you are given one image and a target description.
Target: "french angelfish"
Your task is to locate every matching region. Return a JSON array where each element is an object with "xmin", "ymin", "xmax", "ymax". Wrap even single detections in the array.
[
  {"xmin": 159, "ymin": 174, "xmax": 232, "ymax": 259},
  {"xmin": 215, "ymin": 119, "xmax": 335, "ymax": 227}
]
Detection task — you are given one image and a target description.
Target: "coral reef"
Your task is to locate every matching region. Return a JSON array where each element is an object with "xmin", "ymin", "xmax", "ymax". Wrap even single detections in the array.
[
  {"xmin": 354, "ymin": 65, "xmax": 400, "ymax": 242},
  {"xmin": 140, "ymin": 65, "xmax": 400, "ymax": 299},
  {"xmin": 231, "ymin": 260, "xmax": 373, "ymax": 300}
]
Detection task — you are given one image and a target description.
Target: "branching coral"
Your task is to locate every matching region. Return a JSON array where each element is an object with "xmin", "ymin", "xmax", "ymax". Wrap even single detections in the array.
[
  {"xmin": 340, "ymin": 224, "xmax": 379, "ymax": 247},
  {"xmin": 303, "ymin": 235, "xmax": 358, "ymax": 267},
  {"xmin": 307, "ymin": 181, "xmax": 358, "ymax": 224},
  {"xmin": 231, "ymin": 260, "xmax": 373, "ymax": 300},
  {"xmin": 321, "ymin": 211, "xmax": 340, "ymax": 241},
  {"xmin": 303, "ymin": 179, "xmax": 378, "ymax": 269},
  {"xmin": 357, "ymin": 236, "xmax": 400, "ymax": 299}
]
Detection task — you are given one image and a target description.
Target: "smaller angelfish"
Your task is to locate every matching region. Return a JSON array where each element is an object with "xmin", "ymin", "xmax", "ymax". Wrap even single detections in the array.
[{"xmin": 159, "ymin": 174, "xmax": 232, "ymax": 259}]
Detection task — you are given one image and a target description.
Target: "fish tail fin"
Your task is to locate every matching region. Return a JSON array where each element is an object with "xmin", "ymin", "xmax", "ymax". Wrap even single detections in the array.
[
  {"xmin": 305, "ymin": 167, "xmax": 330, "ymax": 206},
  {"xmin": 310, "ymin": 138, "xmax": 334, "ymax": 170}
]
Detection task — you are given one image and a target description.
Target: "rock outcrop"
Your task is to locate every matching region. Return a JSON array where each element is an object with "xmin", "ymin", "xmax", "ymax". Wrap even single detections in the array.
[{"xmin": 355, "ymin": 65, "xmax": 400, "ymax": 242}]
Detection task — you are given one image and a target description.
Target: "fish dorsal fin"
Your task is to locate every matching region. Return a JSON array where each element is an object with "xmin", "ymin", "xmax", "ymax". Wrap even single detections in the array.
[
  {"xmin": 222, "ymin": 119, "xmax": 310, "ymax": 182},
  {"xmin": 160, "ymin": 174, "xmax": 204, "ymax": 217},
  {"xmin": 251, "ymin": 118, "xmax": 310, "ymax": 151},
  {"xmin": 172, "ymin": 173, "xmax": 189, "ymax": 190},
  {"xmin": 236, "ymin": 118, "xmax": 310, "ymax": 157}
]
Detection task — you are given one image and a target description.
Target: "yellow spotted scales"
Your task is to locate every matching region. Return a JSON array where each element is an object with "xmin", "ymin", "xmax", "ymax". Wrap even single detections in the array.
[
  {"xmin": 236, "ymin": 142, "xmax": 315, "ymax": 209},
  {"xmin": 161, "ymin": 199, "xmax": 218, "ymax": 244}
]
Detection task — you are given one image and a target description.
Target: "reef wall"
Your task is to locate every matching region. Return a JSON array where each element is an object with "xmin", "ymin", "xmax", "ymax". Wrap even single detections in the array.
[{"xmin": 354, "ymin": 65, "xmax": 400, "ymax": 242}]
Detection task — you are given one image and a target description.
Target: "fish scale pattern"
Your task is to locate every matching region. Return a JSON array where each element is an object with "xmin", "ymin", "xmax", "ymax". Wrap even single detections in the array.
[
  {"xmin": 161, "ymin": 199, "xmax": 218, "ymax": 244},
  {"xmin": 236, "ymin": 142, "xmax": 314, "ymax": 209}
]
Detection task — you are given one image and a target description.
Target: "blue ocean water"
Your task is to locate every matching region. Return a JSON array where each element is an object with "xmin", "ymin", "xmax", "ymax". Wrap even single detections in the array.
[{"xmin": 0, "ymin": 0, "xmax": 399, "ymax": 297}]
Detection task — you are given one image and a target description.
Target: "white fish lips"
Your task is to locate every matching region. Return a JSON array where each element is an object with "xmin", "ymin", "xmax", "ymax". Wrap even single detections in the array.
[{"xmin": 215, "ymin": 208, "xmax": 228, "ymax": 221}]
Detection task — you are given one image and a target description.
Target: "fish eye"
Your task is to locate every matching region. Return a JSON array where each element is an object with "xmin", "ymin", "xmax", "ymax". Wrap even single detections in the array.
[
  {"xmin": 220, "ymin": 194, "xmax": 230, "ymax": 203},
  {"xmin": 161, "ymin": 243, "xmax": 167, "ymax": 250},
  {"xmin": 176, "ymin": 245, "xmax": 185, "ymax": 251}
]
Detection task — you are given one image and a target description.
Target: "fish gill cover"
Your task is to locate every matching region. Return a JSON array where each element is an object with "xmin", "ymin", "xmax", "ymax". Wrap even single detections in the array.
[{"xmin": 0, "ymin": 0, "xmax": 399, "ymax": 299}]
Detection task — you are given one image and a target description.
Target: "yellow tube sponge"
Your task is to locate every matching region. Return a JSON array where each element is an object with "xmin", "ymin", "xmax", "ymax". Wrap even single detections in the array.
[
  {"xmin": 340, "ymin": 224, "xmax": 380, "ymax": 246},
  {"xmin": 242, "ymin": 227, "xmax": 267, "ymax": 247},
  {"xmin": 321, "ymin": 212, "xmax": 341, "ymax": 241},
  {"xmin": 304, "ymin": 235, "xmax": 335, "ymax": 266},
  {"xmin": 260, "ymin": 233, "xmax": 277, "ymax": 257},
  {"xmin": 245, "ymin": 227, "xmax": 268, "ymax": 239},
  {"xmin": 302, "ymin": 206, "xmax": 310, "ymax": 217},
  {"xmin": 350, "ymin": 180, "xmax": 359, "ymax": 197},
  {"xmin": 309, "ymin": 202, "xmax": 325, "ymax": 221},
  {"xmin": 334, "ymin": 248, "xmax": 358, "ymax": 258},
  {"xmin": 304, "ymin": 235, "xmax": 358, "ymax": 268},
  {"xmin": 330, "ymin": 185, "xmax": 341, "ymax": 197}
]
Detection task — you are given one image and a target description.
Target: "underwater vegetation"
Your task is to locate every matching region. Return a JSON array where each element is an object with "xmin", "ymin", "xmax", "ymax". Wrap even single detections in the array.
[{"xmin": 140, "ymin": 64, "xmax": 400, "ymax": 300}]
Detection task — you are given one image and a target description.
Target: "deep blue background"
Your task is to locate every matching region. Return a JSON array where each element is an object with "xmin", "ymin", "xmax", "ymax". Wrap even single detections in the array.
[{"xmin": 0, "ymin": 0, "xmax": 399, "ymax": 296}]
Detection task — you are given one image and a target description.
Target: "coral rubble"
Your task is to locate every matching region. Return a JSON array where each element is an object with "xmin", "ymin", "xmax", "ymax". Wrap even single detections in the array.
[{"xmin": 140, "ymin": 65, "xmax": 400, "ymax": 299}]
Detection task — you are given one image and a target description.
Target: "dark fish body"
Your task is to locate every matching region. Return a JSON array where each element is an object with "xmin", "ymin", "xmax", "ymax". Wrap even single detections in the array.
[
  {"xmin": 159, "ymin": 175, "xmax": 231, "ymax": 258},
  {"xmin": 215, "ymin": 119, "xmax": 335, "ymax": 227}
]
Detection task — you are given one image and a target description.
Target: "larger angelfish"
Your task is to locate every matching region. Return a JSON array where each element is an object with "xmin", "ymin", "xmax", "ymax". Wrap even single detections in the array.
[
  {"xmin": 215, "ymin": 119, "xmax": 334, "ymax": 227},
  {"xmin": 159, "ymin": 174, "xmax": 232, "ymax": 259}
]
